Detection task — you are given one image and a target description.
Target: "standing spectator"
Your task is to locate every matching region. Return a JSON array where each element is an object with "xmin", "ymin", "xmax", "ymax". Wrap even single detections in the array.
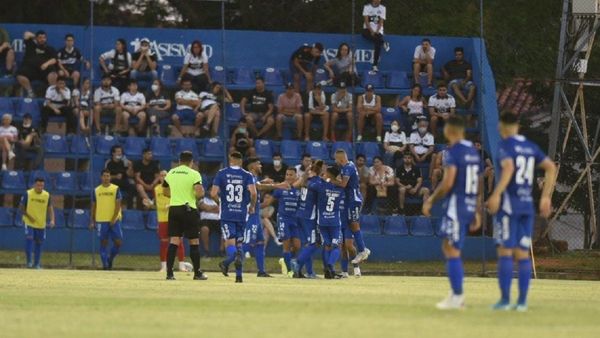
[
  {"xmin": 355, "ymin": 154, "xmax": 370, "ymax": 203},
  {"xmin": 57, "ymin": 33, "xmax": 87, "ymax": 87},
  {"xmin": 368, "ymin": 156, "xmax": 395, "ymax": 214},
  {"xmin": 409, "ymin": 118, "xmax": 435, "ymax": 163},
  {"xmin": 42, "ymin": 76, "xmax": 76, "ymax": 134},
  {"xmin": 199, "ymin": 193, "xmax": 224, "ymax": 257},
  {"xmin": 0, "ymin": 27, "xmax": 15, "ymax": 75},
  {"xmin": 198, "ymin": 89, "xmax": 222, "ymax": 137},
  {"xmin": 179, "ymin": 40, "xmax": 212, "ymax": 93},
  {"xmin": 134, "ymin": 148, "xmax": 160, "ymax": 209},
  {"xmin": 295, "ymin": 153, "xmax": 312, "ymax": 178},
  {"xmin": 172, "ymin": 78, "xmax": 202, "ymax": 137},
  {"xmin": 330, "ymin": 82, "xmax": 354, "ymax": 142},
  {"xmin": 356, "ymin": 84, "xmax": 383, "ymax": 142},
  {"xmin": 428, "ymin": 83, "xmax": 456, "ymax": 136},
  {"xmin": 262, "ymin": 152, "xmax": 287, "ymax": 183},
  {"xmin": 396, "ymin": 152, "xmax": 430, "ymax": 214},
  {"xmin": 120, "ymin": 79, "xmax": 147, "ymax": 136},
  {"xmin": 443, "ymin": 47, "xmax": 476, "ymax": 107},
  {"xmin": 289, "ymin": 42, "xmax": 324, "ymax": 92},
  {"xmin": 73, "ymin": 78, "xmax": 92, "ymax": 134},
  {"xmin": 105, "ymin": 145, "xmax": 134, "ymax": 208},
  {"xmin": 0, "ymin": 114, "xmax": 17, "ymax": 171},
  {"xmin": 241, "ymin": 77, "xmax": 275, "ymax": 138},
  {"xmin": 16, "ymin": 31, "xmax": 57, "ymax": 98},
  {"xmin": 396, "ymin": 83, "xmax": 426, "ymax": 131},
  {"xmin": 362, "ymin": 0, "xmax": 389, "ymax": 72},
  {"xmin": 145, "ymin": 79, "xmax": 171, "ymax": 136},
  {"xmin": 131, "ymin": 38, "xmax": 158, "ymax": 81},
  {"xmin": 324, "ymin": 42, "xmax": 358, "ymax": 86},
  {"xmin": 304, "ymin": 82, "xmax": 329, "ymax": 141},
  {"xmin": 413, "ymin": 38, "xmax": 436, "ymax": 88},
  {"xmin": 99, "ymin": 38, "xmax": 132, "ymax": 92},
  {"xmin": 14, "ymin": 114, "xmax": 43, "ymax": 170},
  {"xmin": 276, "ymin": 82, "xmax": 303, "ymax": 140},
  {"xmin": 383, "ymin": 120, "xmax": 407, "ymax": 166},
  {"xmin": 93, "ymin": 74, "xmax": 121, "ymax": 135},
  {"xmin": 229, "ymin": 118, "xmax": 256, "ymax": 158}
]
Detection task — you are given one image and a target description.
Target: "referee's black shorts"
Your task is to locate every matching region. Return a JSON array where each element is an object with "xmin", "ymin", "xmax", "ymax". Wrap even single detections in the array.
[{"xmin": 167, "ymin": 205, "xmax": 200, "ymax": 239}]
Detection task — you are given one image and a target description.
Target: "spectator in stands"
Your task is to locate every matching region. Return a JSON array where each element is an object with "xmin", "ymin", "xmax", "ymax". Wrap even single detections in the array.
[
  {"xmin": 330, "ymin": 82, "xmax": 353, "ymax": 142},
  {"xmin": 290, "ymin": 42, "xmax": 324, "ymax": 92},
  {"xmin": 57, "ymin": 33, "xmax": 88, "ymax": 87},
  {"xmin": 179, "ymin": 40, "xmax": 212, "ymax": 93},
  {"xmin": 356, "ymin": 84, "xmax": 383, "ymax": 142},
  {"xmin": 131, "ymin": 38, "xmax": 158, "ymax": 81},
  {"xmin": 134, "ymin": 148, "xmax": 160, "ymax": 209},
  {"xmin": 172, "ymin": 78, "xmax": 202, "ymax": 137},
  {"xmin": 276, "ymin": 82, "xmax": 303, "ymax": 140},
  {"xmin": 73, "ymin": 78, "xmax": 92, "ymax": 134},
  {"xmin": 362, "ymin": 0, "xmax": 389, "ymax": 72},
  {"xmin": 210, "ymin": 81, "xmax": 233, "ymax": 104},
  {"xmin": 0, "ymin": 27, "xmax": 15, "ymax": 75},
  {"xmin": 295, "ymin": 153, "xmax": 312, "ymax": 178},
  {"xmin": 198, "ymin": 88, "xmax": 222, "ymax": 137},
  {"xmin": 412, "ymin": 38, "xmax": 436, "ymax": 88},
  {"xmin": 396, "ymin": 152, "xmax": 430, "ymax": 214},
  {"xmin": 396, "ymin": 84, "xmax": 426, "ymax": 131},
  {"xmin": 93, "ymin": 74, "xmax": 121, "ymax": 135},
  {"xmin": 383, "ymin": 120, "xmax": 407, "ymax": 166},
  {"xmin": 99, "ymin": 38, "xmax": 132, "ymax": 92},
  {"xmin": 241, "ymin": 77, "xmax": 275, "ymax": 139},
  {"xmin": 409, "ymin": 118, "xmax": 435, "ymax": 163},
  {"xmin": 16, "ymin": 30, "xmax": 58, "ymax": 98},
  {"xmin": 199, "ymin": 191, "xmax": 224, "ymax": 257},
  {"xmin": 105, "ymin": 145, "xmax": 133, "ymax": 208},
  {"xmin": 262, "ymin": 152, "xmax": 287, "ymax": 183},
  {"xmin": 229, "ymin": 118, "xmax": 256, "ymax": 158},
  {"xmin": 0, "ymin": 114, "xmax": 17, "ymax": 171},
  {"xmin": 443, "ymin": 47, "xmax": 476, "ymax": 107},
  {"xmin": 356, "ymin": 154, "xmax": 370, "ymax": 202},
  {"xmin": 42, "ymin": 76, "xmax": 76, "ymax": 134},
  {"xmin": 304, "ymin": 82, "xmax": 329, "ymax": 141},
  {"xmin": 474, "ymin": 139, "xmax": 494, "ymax": 193},
  {"xmin": 120, "ymin": 79, "xmax": 147, "ymax": 136},
  {"xmin": 368, "ymin": 156, "xmax": 395, "ymax": 214},
  {"xmin": 145, "ymin": 79, "xmax": 171, "ymax": 136},
  {"xmin": 430, "ymin": 148, "xmax": 444, "ymax": 190},
  {"xmin": 324, "ymin": 42, "xmax": 358, "ymax": 86},
  {"xmin": 428, "ymin": 83, "xmax": 456, "ymax": 136},
  {"xmin": 14, "ymin": 114, "xmax": 42, "ymax": 170}
]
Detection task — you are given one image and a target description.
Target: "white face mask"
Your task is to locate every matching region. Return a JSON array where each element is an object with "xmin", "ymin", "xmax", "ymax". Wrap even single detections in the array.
[
  {"xmin": 391, "ymin": 124, "xmax": 399, "ymax": 132},
  {"xmin": 23, "ymin": 121, "xmax": 32, "ymax": 128},
  {"xmin": 151, "ymin": 84, "xmax": 159, "ymax": 92},
  {"xmin": 418, "ymin": 127, "xmax": 427, "ymax": 134},
  {"xmin": 114, "ymin": 155, "xmax": 123, "ymax": 161},
  {"xmin": 273, "ymin": 160, "xmax": 281, "ymax": 167}
]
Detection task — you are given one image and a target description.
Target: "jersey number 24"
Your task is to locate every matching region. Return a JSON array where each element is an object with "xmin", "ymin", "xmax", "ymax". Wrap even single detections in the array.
[{"xmin": 515, "ymin": 156, "xmax": 535, "ymax": 185}]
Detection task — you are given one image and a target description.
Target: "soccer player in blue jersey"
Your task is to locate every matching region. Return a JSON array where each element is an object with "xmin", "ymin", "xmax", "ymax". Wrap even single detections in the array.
[
  {"xmin": 487, "ymin": 112, "xmax": 556, "ymax": 312},
  {"xmin": 211, "ymin": 151, "xmax": 257, "ymax": 283},
  {"xmin": 340, "ymin": 198, "xmax": 361, "ymax": 278},
  {"xmin": 423, "ymin": 116, "xmax": 482, "ymax": 310},
  {"xmin": 334, "ymin": 149, "xmax": 371, "ymax": 264}
]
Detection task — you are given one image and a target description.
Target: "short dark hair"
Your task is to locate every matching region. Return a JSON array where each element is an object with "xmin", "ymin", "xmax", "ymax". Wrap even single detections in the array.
[
  {"xmin": 437, "ymin": 82, "xmax": 447, "ymax": 89},
  {"xmin": 101, "ymin": 73, "xmax": 111, "ymax": 80},
  {"xmin": 56, "ymin": 76, "xmax": 68, "ymax": 83},
  {"xmin": 179, "ymin": 151, "xmax": 194, "ymax": 163},
  {"xmin": 101, "ymin": 169, "xmax": 111, "ymax": 176},
  {"xmin": 373, "ymin": 156, "xmax": 383, "ymax": 163},
  {"xmin": 245, "ymin": 157, "xmax": 260, "ymax": 170},
  {"xmin": 422, "ymin": 38, "xmax": 431, "ymax": 44},
  {"xmin": 313, "ymin": 42, "xmax": 324, "ymax": 52},
  {"xmin": 35, "ymin": 30, "xmax": 46, "ymax": 37},
  {"xmin": 335, "ymin": 149, "xmax": 347, "ymax": 156},
  {"xmin": 403, "ymin": 151, "xmax": 413, "ymax": 158},
  {"xmin": 356, "ymin": 154, "xmax": 366, "ymax": 161},
  {"xmin": 110, "ymin": 145, "xmax": 122, "ymax": 155},
  {"xmin": 128, "ymin": 79, "xmax": 138, "ymax": 86},
  {"xmin": 326, "ymin": 165, "xmax": 341, "ymax": 178},
  {"xmin": 255, "ymin": 76, "xmax": 265, "ymax": 83},
  {"xmin": 34, "ymin": 177, "xmax": 45, "ymax": 183},
  {"xmin": 65, "ymin": 33, "xmax": 74, "ymax": 40},
  {"xmin": 180, "ymin": 77, "xmax": 192, "ymax": 84},
  {"xmin": 142, "ymin": 148, "xmax": 152, "ymax": 154},
  {"xmin": 238, "ymin": 117, "xmax": 247, "ymax": 124},
  {"xmin": 230, "ymin": 151, "xmax": 243, "ymax": 159},
  {"xmin": 301, "ymin": 153, "xmax": 311, "ymax": 160},
  {"xmin": 499, "ymin": 111, "xmax": 520, "ymax": 125},
  {"xmin": 454, "ymin": 47, "xmax": 464, "ymax": 53},
  {"xmin": 272, "ymin": 152, "xmax": 282, "ymax": 158},
  {"xmin": 286, "ymin": 167, "xmax": 297, "ymax": 173},
  {"xmin": 447, "ymin": 115, "xmax": 466, "ymax": 129}
]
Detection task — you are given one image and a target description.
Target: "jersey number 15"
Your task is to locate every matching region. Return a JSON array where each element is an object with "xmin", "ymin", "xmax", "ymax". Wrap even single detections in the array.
[{"xmin": 465, "ymin": 165, "xmax": 479, "ymax": 195}]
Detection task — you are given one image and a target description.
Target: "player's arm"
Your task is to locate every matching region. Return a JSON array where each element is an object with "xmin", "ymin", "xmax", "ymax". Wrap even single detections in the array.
[
  {"xmin": 423, "ymin": 165, "xmax": 457, "ymax": 216},
  {"xmin": 538, "ymin": 158, "xmax": 557, "ymax": 218},
  {"xmin": 332, "ymin": 174, "xmax": 349, "ymax": 188},
  {"xmin": 248, "ymin": 183, "xmax": 257, "ymax": 214},
  {"xmin": 487, "ymin": 158, "xmax": 515, "ymax": 214}
]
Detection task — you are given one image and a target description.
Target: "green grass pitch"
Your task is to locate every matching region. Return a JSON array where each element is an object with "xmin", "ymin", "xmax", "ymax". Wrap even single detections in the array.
[{"xmin": 0, "ymin": 269, "xmax": 599, "ymax": 338}]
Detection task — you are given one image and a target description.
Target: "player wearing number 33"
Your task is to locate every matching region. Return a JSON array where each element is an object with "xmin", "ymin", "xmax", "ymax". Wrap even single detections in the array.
[
  {"xmin": 487, "ymin": 112, "xmax": 556, "ymax": 312},
  {"xmin": 422, "ymin": 116, "xmax": 482, "ymax": 310}
]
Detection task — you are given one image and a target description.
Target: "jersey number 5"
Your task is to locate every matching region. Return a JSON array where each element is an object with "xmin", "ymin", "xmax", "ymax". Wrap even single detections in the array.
[
  {"xmin": 225, "ymin": 184, "xmax": 243, "ymax": 203},
  {"xmin": 515, "ymin": 156, "xmax": 535, "ymax": 185},
  {"xmin": 325, "ymin": 196, "xmax": 336, "ymax": 212},
  {"xmin": 465, "ymin": 165, "xmax": 479, "ymax": 195}
]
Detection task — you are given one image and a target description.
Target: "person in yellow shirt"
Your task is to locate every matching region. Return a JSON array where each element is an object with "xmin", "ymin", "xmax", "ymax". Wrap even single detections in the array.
[
  {"xmin": 89, "ymin": 169, "xmax": 123, "ymax": 270},
  {"xmin": 20, "ymin": 177, "xmax": 55, "ymax": 269}
]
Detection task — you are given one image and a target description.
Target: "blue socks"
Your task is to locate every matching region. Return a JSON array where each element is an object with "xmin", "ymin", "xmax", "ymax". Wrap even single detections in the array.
[
  {"xmin": 235, "ymin": 247, "xmax": 243, "ymax": 277},
  {"xmin": 255, "ymin": 244, "xmax": 265, "ymax": 273},
  {"xmin": 34, "ymin": 242, "xmax": 42, "ymax": 266},
  {"xmin": 518, "ymin": 258, "xmax": 532, "ymax": 304},
  {"xmin": 25, "ymin": 238, "xmax": 33, "ymax": 265},
  {"xmin": 327, "ymin": 247, "xmax": 340, "ymax": 270},
  {"xmin": 223, "ymin": 245, "xmax": 237, "ymax": 267},
  {"xmin": 321, "ymin": 249, "xmax": 328, "ymax": 270},
  {"xmin": 297, "ymin": 245, "xmax": 316, "ymax": 275},
  {"xmin": 341, "ymin": 256, "xmax": 349, "ymax": 273},
  {"xmin": 352, "ymin": 230, "xmax": 366, "ymax": 252},
  {"xmin": 446, "ymin": 257, "xmax": 464, "ymax": 295},
  {"xmin": 305, "ymin": 246, "xmax": 315, "ymax": 275},
  {"xmin": 283, "ymin": 251, "xmax": 292, "ymax": 271},
  {"xmin": 100, "ymin": 245, "xmax": 109, "ymax": 268},
  {"xmin": 498, "ymin": 256, "xmax": 513, "ymax": 303},
  {"xmin": 110, "ymin": 245, "xmax": 120, "ymax": 261}
]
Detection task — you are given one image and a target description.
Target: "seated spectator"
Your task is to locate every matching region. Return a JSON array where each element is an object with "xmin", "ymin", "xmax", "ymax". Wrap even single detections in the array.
[
  {"xmin": 276, "ymin": 82, "xmax": 303, "ymax": 140},
  {"xmin": 16, "ymin": 30, "xmax": 58, "ymax": 98},
  {"xmin": 105, "ymin": 145, "xmax": 134, "ymax": 208},
  {"xmin": 93, "ymin": 74, "xmax": 121, "ymax": 135},
  {"xmin": 290, "ymin": 42, "xmax": 324, "ymax": 92},
  {"xmin": 396, "ymin": 83, "xmax": 425, "ymax": 131},
  {"xmin": 430, "ymin": 147, "xmax": 444, "ymax": 190},
  {"xmin": 383, "ymin": 120, "xmax": 407, "ymax": 166},
  {"xmin": 324, "ymin": 42, "xmax": 358, "ymax": 86},
  {"xmin": 428, "ymin": 83, "xmax": 456, "ymax": 136},
  {"xmin": 42, "ymin": 76, "xmax": 76, "ymax": 134},
  {"xmin": 330, "ymin": 82, "xmax": 353, "ymax": 142},
  {"xmin": 368, "ymin": 156, "xmax": 395, "ymax": 214},
  {"xmin": 229, "ymin": 118, "xmax": 256, "ymax": 157},
  {"xmin": 474, "ymin": 139, "xmax": 494, "ymax": 193},
  {"xmin": 241, "ymin": 77, "xmax": 275, "ymax": 138},
  {"xmin": 198, "ymin": 89, "xmax": 222, "ymax": 137},
  {"xmin": 412, "ymin": 38, "xmax": 436, "ymax": 88},
  {"xmin": 73, "ymin": 78, "xmax": 92, "ymax": 134},
  {"xmin": 295, "ymin": 153, "xmax": 312, "ymax": 178},
  {"xmin": 145, "ymin": 79, "xmax": 171, "ymax": 136},
  {"xmin": 131, "ymin": 38, "xmax": 158, "ymax": 81},
  {"xmin": 99, "ymin": 38, "xmax": 132, "ymax": 92},
  {"xmin": 409, "ymin": 118, "xmax": 434, "ymax": 163},
  {"xmin": 210, "ymin": 81, "xmax": 233, "ymax": 104},
  {"xmin": 57, "ymin": 33, "xmax": 88, "ymax": 87},
  {"xmin": 198, "ymin": 193, "xmax": 224, "ymax": 257},
  {"xmin": 0, "ymin": 27, "xmax": 15, "ymax": 75},
  {"xmin": 0, "ymin": 114, "xmax": 17, "ymax": 171},
  {"xmin": 443, "ymin": 47, "xmax": 476, "ymax": 107},
  {"xmin": 172, "ymin": 78, "xmax": 202, "ymax": 137},
  {"xmin": 134, "ymin": 148, "xmax": 160, "ymax": 209},
  {"xmin": 14, "ymin": 114, "xmax": 42, "ymax": 170},
  {"xmin": 355, "ymin": 154, "xmax": 370, "ymax": 204},
  {"xmin": 304, "ymin": 82, "xmax": 329, "ymax": 141},
  {"xmin": 262, "ymin": 152, "xmax": 287, "ymax": 183},
  {"xmin": 395, "ymin": 152, "xmax": 430, "ymax": 214},
  {"xmin": 120, "ymin": 79, "xmax": 147, "ymax": 136},
  {"xmin": 357, "ymin": 84, "xmax": 383, "ymax": 142},
  {"xmin": 179, "ymin": 40, "xmax": 212, "ymax": 93}
]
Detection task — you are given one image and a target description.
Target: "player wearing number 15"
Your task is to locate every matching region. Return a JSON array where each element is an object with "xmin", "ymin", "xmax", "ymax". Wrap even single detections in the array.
[
  {"xmin": 423, "ymin": 116, "xmax": 482, "ymax": 310},
  {"xmin": 487, "ymin": 111, "xmax": 557, "ymax": 312},
  {"xmin": 20, "ymin": 177, "xmax": 55, "ymax": 269}
]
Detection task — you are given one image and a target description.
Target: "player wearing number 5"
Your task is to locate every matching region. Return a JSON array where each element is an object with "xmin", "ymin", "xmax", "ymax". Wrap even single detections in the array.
[
  {"xmin": 212, "ymin": 151, "xmax": 257, "ymax": 283},
  {"xmin": 423, "ymin": 116, "xmax": 482, "ymax": 310},
  {"xmin": 487, "ymin": 112, "xmax": 556, "ymax": 312},
  {"xmin": 20, "ymin": 177, "xmax": 55, "ymax": 269}
]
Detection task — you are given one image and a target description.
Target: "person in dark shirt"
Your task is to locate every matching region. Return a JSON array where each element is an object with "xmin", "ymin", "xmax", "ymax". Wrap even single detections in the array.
[
  {"xmin": 229, "ymin": 118, "xmax": 256, "ymax": 158},
  {"xmin": 14, "ymin": 114, "xmax": 42, "ymax": 170},
  {"xmin": 395, "ymin": 152, "xmax": 430, "ymax": 214},
  {"xmin": 134, "ymin": 148, "xmax": 160, "ymax": 209},
  {"xmin": 474, "ymin": 140, "xmax": 494, "ymax": 194},
  {"xmin": 57, "ymin": 33, "xmax": 87, "ymax": 87},
  {"xmin": 289, "ymin": 42, "xmax": 324, "ymax": 92},
  {"xmin": 16, "ymin": 30, "xmax": 58, "ymax": 98},
  {"xmin": 105, "ymin": 145, "xmax": 134, "ymax": 207},
  {"xmin": 131, "ymin": 38, "xmax": 158, "ymax": 81},
  {"xmin": 240, "ymin": 77, "xmax": 275, "ymax": 138},
  {"xmin": 262, "ymin": 152, "xmax": 288, "ymax": 183},
  {"xmin": 442, "ymin": 47, "xmax": 476, "ymax": 106}
]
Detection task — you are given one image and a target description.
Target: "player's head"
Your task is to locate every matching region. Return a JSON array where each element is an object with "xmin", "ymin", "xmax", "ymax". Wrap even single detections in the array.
[
  {"xmin": 325, "ymin": 165, "xmax": 341, "ymax": 180},
  {"xmin": 334, "ymin": 149, "xmax": 348, "ymax": 165},
  {"xmin": 310, "ymin": 159, "xmax": 324, "ymax": 176},
  {"xmin": 33, "ymin": 177, "xmax": 45, "ymax": 192},
  {"xmin": 443, "ymin": 115, "xmax": 466, "ymax": 143},
  {"xmin": 229, "ymin": 151, "xmax": 243, "ymax": 166},
  {"xmin": 301, "ymin": 153, "xmax": 312, "ymax": 168},
  {"xmin": 255, "ymin": 76, "xmax": 265, "ymax": 91},
  {"xmin": 285, "ymin": 167, "xmax": 297, "ymax": 183},
  {"xmin": 246, "ymin": 157, "xmax": 262, "ymax": 175},
  {"xmin": 179, "ymin": 151, "xmax": 194, "ymax": 166},
  {"xmin": 498, "ymin": 110, "xmax": 520, "ymax": 138},
  {"xmin": 158, "ymin": 170, "xmax": 167, "ymax": 183},
  {"xmin": 101, "ymin": 169, "xmax": 111, "ymax": 186}
]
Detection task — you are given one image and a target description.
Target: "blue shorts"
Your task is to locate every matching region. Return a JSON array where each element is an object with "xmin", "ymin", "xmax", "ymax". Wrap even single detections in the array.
[
  {"xmin": 346, "ymin": 201, "xmax": 362, "ymax": 223},
  {"xmin": 97, "ymin": 221, "xmax": 123, "ymax": 241},
  {"xmin": 25, "ymin": 226, "xmax": 46, "ymax": 242},
  {"xmin": 440, "ymin": 215, "xmax": 467, "ymax": 250},
  {"xmin": 277, "ymin": 216, "xmax": 300, "ymax": 241},
  {"xmin": 175, "ymin": 109, "xmax": 197, "ymax": 124},
  {"xmin": 342, "ymin": 224, "xmax": 353, "ymax": 242},
  {"xmin": 298, "ymin": 218, "xmax": 318, "ymax": 245},
  {"xmin": 221, "ymin": 221, "xmax": 245, "ymax": 242},
  {"xmin": 244, "ymin": 216, "xmax": 264, "ymax": 245},
  {"xmin": 319, "ymin": 226, "xmax": 341, "ymax": 247},
  {"xmin": 494, "ymin": 211, "xmax": 534, "ymax": 250}
]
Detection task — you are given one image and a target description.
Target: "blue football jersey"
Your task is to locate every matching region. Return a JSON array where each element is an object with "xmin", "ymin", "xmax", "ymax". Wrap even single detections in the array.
[
  {"xmin": 443, "ymin": 140, "xmax": 481, "ymax": 225},
  {"xmin": 272, "ymin": 187, "xmax": 300, "ymax": 220},
  {"xmin": 310, "ymin": 177, "xmax": 345, "ymax": 227},
  {"xmin": 341, "ymin": 161, "xmax": 363, "ymax": 205},
  {"xmin": 213, "ymin": 166, "xmax": 255, "ymax": 222},
  {"xmin": 296, "ymin": 176, "xmax": 319, "ymax": 220},
  {"xmin": 248, "ymin": 175, "xmax": 261, "ymax": 224},
  {"xmin": 498, "ymin": 135, "xmax": 548, "ymax": 215}
]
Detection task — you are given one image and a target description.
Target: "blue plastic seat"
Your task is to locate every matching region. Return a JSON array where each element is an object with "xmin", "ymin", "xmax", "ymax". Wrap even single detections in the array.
[
  {"xmin": 150, "ymin": 137, "xmax": 172, "ymax": 159},
  {"xmin": 69, "ymin": 209, "xmax": 90, "ymax": 229},
  {"xmin": 432, "ymin": 217, "xmax": 444, "ymax": 237},
  {"xmin": 79, "ymin": 172, "xmax": 101, "ymax": 191},
  {"xmin": 53, "ymin": 208, "xmax": 66, "ymax": 228},
  {"xmin": 146, "ymin": 211, "xmax": 158, "ymax": 230},
  {"xmin": 54, "ymin": 172, "xmax": 77, "ymax": 194},
  {"xmin": 263, "ymin": 67, "xmax": 284, "ymax": 86},
  {"xmin": 15, "ymin": 97, "xmax": 42, "ymax": 121},
  {"xmin": 210, "ymin": 65, "xmax": 227, "ymax": 84},
  {"xmin": 95, "ymin": 135, "xmax": 119, "ymax": 155},
  {"xmin": 330, "ymin": 142, "xmax": 353, "ymax": 160},
  {"xmin": 70, "ymin": 135, "xmax": 91, "ymax": 156},
  {"xmin": 14, "ymin": 209, "xmax": 24, "ymax": 228},
  {"xmin": 280, "ymin": 140, "xmax": 303, "ymax": 163},
  {"xmin": 232, "ymin": 67, "xmax": 255, "ymax": 85},
  {"xmin": 386, "ymin": 71, "xmax": 411, "ymax": 89},
  {"xmin": 123, "ymin": 137, "xmax": 147, "ymax": 159},
  {"xmin": 43, "ymin": 134, "xmax": 69, "ymax": 157},
  {"xmin": 356, "ymin": 142, "xmax": 382, "ymax": 165},
  {"xmin": 410, "ymin": 216, "xmax": 434, "ymax": 236},
  {"xmin": 0, "ymin": 207, "xmax": 13, "ymax": 227},
  {"xmin": 305, "ymin": 141, "xmax": 329, "ymax": 160},
  {"xmin": 121, "ymin": 209, "xmax": 145, "ymax": 230},
  {"xmin": 1, "ymin": 170, "xmax": 27, "ymax": 191},
  {"xmin": 174, "ymin": 138, "xmax": 200, "ymax": 159},
  {"xmin": 362, "ymin": 70, "xmax": 384, "ymax": 88},
  {"xmin": 314, "ymin": 68, "xmax": 329, "ymax": 85},
  {"xmin": 159, "ymin": 64, "xmax": 177, "ymax": 87},
  {"xmin": 382, "ymin": 107, "xmax": 401, "ymax": 127},
  {"xmin": 383, "ymin": 216, "xmax": 409, "ymax": 236},
  {"xmin": 359, "ymin": 215, "xmax": 382, "ymax": 235},
  {"xmin": 225, "ymin": 102, "xmax": 242, "ymax": 124},
  {"xmin": 0, "ymin": 97, "xmax": 15, "ymax": 116},
  {"xmin": 28, "ymin": 170, "xmax": 51, "ymax": 187},
  {"xmin": 202, "ymin": 137, "xmax": 225, "ymax": 160},
  {"xmin": 255, "ymin": 139, "xmax": 273, "ymax": 163}
]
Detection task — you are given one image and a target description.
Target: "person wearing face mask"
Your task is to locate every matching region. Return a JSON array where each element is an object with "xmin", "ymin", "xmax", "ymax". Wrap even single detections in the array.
[
  {"xmin": 145, "ymin": 79, "xmax": 171, "ymax": 136},
  {"xmin": 383, "ymin": 120, "xmax": 407, "ymax": 166},
  {"xmin": 131, "ymin": 38, "xmax": 158, "ymax": 81},
  {"xmin": 104, "ymin": 145, "xmax": 134, "ymax": 208},
  {"xmin": 263, "ymin": 152, "xmax": 287, "ymax": 183},
  {"xmin": 14, "ymin": 114, "xmax": 43, "ymax": 171},
  {"xmin": 229, "ymin": 118, "xmax": 256, "ymax": 158},
  {"xmin": 409, "ymin": 118, "xmax": 435, "ymax": 163}
]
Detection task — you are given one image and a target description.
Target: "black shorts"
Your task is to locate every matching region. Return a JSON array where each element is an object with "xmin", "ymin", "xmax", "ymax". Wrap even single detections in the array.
[
  {"xmin": 201, "ymin": 219, "xmax": 221, "ymax": 233},
  {"xmin": 168, "ymin": 205, "xmax": 200, "ymax": 239},
  {"xmin": 17, "ymin": 64, "xmax": 57, "ymax": 82}
]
